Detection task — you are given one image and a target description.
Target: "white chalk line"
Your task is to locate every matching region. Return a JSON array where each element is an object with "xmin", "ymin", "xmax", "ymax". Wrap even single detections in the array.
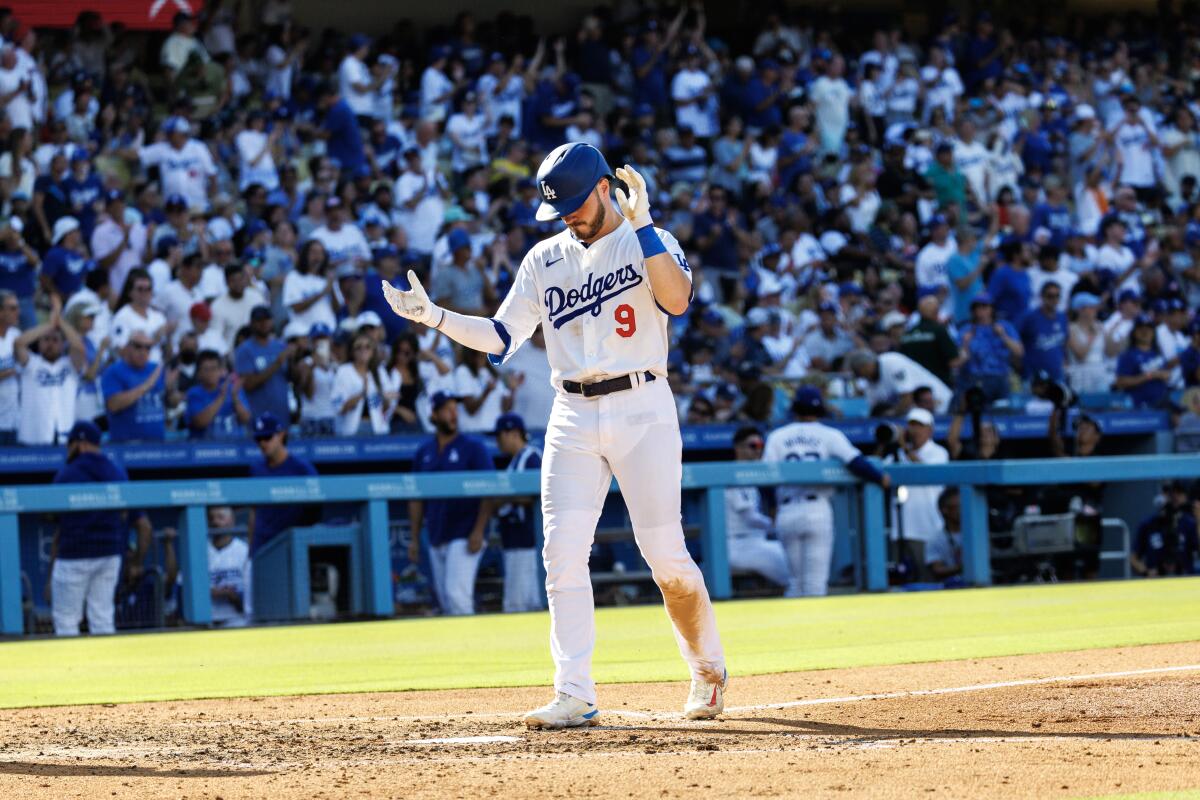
[
  {"xmin": 160, "ymin": 662, "xmax": 1200, "ymax": 730},
  {"xmin": 722, "ymin": 663, "xmax": 1200, "ymax": 714}
]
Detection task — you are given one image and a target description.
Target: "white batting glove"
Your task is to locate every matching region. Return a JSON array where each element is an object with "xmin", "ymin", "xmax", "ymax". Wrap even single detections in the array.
[
  {"xmin": 382, "ymin": 270, "xmax": 441, "ymax": 327},
  {"xmin": 614, "ymin": 164, "xmax": 654, "ymax": 230}
]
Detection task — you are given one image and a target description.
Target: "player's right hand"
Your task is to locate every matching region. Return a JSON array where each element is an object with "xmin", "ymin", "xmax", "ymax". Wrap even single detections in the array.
[
  {"xmin": 614, "ymin": 165, "xmax": 653, "ymax": 230},
  {"xmin": 382, "ymin": 270, "xmax": 439, "ymax": 327}
]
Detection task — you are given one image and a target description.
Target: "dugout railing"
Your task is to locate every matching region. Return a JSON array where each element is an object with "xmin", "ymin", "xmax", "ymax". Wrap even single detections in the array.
[{"xmin": 2, "ymin": 453, "xmax": 1196, "ymax": 635}]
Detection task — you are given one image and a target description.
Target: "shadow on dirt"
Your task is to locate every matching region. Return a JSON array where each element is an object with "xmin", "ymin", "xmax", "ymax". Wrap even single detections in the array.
[{"xmin": 0, "ymin": 762, "xmax": 273, "ymax": 778}]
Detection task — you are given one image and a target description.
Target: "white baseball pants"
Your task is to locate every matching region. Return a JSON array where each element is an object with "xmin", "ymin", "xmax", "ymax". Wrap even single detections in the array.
[
  {"xmin": 502, "ymin": 547, "xmax": 543, "ymax": 613},
  {"xmin": 51, "ymin": 555, "xmax": 121, "ymax": 636},
  {"xmin": 776, "ymin": 497, "xmax": 835, "ymax": 597},
  {"xmin": 541, "ymin": 377, "xmax": 725, "ymax": 705},
  {"xmin": 429, "ymin": 538, "xmax": 484, "ymax": 616},
  {"xmin": 727, "ymin": 534, "xmax": 791, "ymax": 587}
]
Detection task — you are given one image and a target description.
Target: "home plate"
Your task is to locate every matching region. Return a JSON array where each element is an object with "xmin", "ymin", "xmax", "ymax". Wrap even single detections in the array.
[{"xmin": 403, "ymin": 736, "xmax": 523, "ymax": 745}]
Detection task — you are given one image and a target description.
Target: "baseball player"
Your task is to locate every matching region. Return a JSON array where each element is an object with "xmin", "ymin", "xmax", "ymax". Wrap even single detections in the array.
[
  {"xmin": 492, "ymin": 412, "xmax": 544, "ymax": 613},
  {"xmin": 383, "ymin": 142, "xmax": 727, "ymax": 728},
  {"xmin": 725, "ymin": 426, "xmax": 790, "ymax": 588},
  {"xmin": 764, "ymin": 387, "xmax": 890, "ymax": 597}
]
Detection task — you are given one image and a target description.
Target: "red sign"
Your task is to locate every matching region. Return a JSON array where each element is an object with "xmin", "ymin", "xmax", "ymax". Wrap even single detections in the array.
[{"xmin": 6, "ymin": 1, "xmax": 206, "ymax": 30}]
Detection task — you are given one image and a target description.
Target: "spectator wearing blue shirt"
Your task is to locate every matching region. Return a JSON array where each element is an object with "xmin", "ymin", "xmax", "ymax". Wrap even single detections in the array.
[
  {"xmin": 247, "ymin": 412, "xmax": 320, "ymax": 560},
  {"xmin": 986, "ymin": 239, "xmax": 1032, "ymax": 323},
  {"xmin": 101, "ymin": 329, "xmax": 174, "ymax": 442},
  {"xmin": 492, "ymin": 413, "xmax": 544, "ymax": 613},
  {"xmin": 1178, "ymin": 318, "xmax": 1200, "ymax": 388},
  {"xmin": 49, "ymin": 421, "xmax": 151, "ymax": 636},
  {"xmin": 317, "ymin": 84, "xmax": 365, "ymax": 175},
  {"xmin": 1029, "ymin": 178, "xmax": 1073, "ymax": 249},
  {"xmin": 946, "ymin": 227, "xmax": 989, "ymax": 324},
  {"xmin": 1131, "ymin": 481, "xmax": 1199, "ymax": 577},
  {"xmin": 692, "ymin": 186, "xmax": 745, "ymax": 272},
  {"xmin": 40, "ymin": 216, "xmax": 95, "ymax": 304},
  {"xmin": 60, "ymin": 152, "xmax": 105, "ymax": 240},
  {"xmin": 957, "ymin": 292, "xmax": 1023, "ymax": 403},
  {"xmin": 1019, "ymin": 282, "xmax": 1068, "ymax": 382},
  {"xmin": 185, "ymin": 350, "xmax": 251, "ymax": 440},
  {"xmin": 408, "ymin": 391, "xmax": 494, "ymax": 616},
  {"xmin": 0, "ymin": 222, "xmax": 40, "ymax": 329},
  {"xmin": 631, "ymin": 10, "xmax": 684, "ymax": 111},
  {"xmin": 235, "ymin": 305, "xmax": 295, "ymax": 424},
  {"xmin": 1116, "ymin": 314, "xmax": 1172, "ymax": 408},
  {"xmin": 662, "ymin": 126, "xmax": 709, "ymax": 186},
  {"xmin": 744, "ymin": 60, "xmax": 786, "ymax": 131}
]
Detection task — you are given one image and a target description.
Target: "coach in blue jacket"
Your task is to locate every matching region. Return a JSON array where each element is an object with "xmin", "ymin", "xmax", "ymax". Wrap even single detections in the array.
[{"xmin": 49, "ymin": 421, "xmax": 150, "ymax": 636}]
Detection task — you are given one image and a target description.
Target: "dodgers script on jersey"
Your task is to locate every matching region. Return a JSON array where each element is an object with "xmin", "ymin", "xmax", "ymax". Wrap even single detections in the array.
[
  {"xmin": 488, "ymin": 219, "xmax": 691, "ymax": 383},
  {"xmin": 763, "ymin": 421, "xmax": 861, "ymax": 503}
]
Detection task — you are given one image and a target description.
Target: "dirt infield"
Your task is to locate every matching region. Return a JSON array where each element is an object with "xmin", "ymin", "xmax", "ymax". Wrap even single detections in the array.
[{"xmin": 1, "ymin": 642, "xmax": 1198, "ymax": 800}]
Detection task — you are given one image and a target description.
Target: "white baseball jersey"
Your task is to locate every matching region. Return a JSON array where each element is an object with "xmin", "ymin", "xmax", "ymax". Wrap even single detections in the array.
[
  {"xmin": 489, "ymin": 220, "xmax": 692, "ymax": 386},
  {"xmin": 208, "ymin": 537, "xmax": 250, "ymax": 625},
  {"xmin": 763, "ymin": 421, "xmax": 863, "ymax": 504},
  {"xmin": 0, "ymin": 327, "xmax": 19, "ymax": 431},
  {"xmin": 138, "ymin": 140, "xmax": 217, "ymax": 211},
  {"xmin": 867, "ymin": 351, "xmax": 953, "ymax": 413},
  {"xmin": 18, "ymin": 353, "xmax": 79, "ymax": 445}
]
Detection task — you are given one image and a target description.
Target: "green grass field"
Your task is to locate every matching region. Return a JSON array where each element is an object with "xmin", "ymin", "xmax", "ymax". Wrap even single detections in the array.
[{"xmin": 1, "ymin": 578, "xmax": 1198, "ymax": 709}]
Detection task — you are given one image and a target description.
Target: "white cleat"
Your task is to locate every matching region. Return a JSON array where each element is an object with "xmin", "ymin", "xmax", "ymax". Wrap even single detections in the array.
[
  {"xmin": 523, "ymin": 692, "xmax": 600, "ymax": 730},
  {"xmin": 684, "ymin": 671, "xmax": 727, "ymax": 720}
]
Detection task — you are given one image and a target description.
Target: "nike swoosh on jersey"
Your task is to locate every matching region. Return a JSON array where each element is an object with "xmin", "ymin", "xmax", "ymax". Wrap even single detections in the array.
[{"xmin": 545, "ymin": 257, "xmax": 563, "ymax": 268}]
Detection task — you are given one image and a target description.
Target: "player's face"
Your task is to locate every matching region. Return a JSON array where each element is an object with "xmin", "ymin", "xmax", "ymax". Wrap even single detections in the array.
[
  {"xmin": 560, "ymin": 184, "xmax": 608, "ymax": 242},
  {"xmin": 906, "ymin": 421, "xmax": 932, "ymax": 448},
  {"xmin": 734, "ymin": 436, "xmax": 764, "ymax": 462}
]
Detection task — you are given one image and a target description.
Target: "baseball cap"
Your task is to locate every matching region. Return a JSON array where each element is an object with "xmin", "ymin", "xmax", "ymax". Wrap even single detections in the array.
[
  {"xmin": 534, "ymin": 142, "xmax": 614, "ymax": 222},
  {"xmin": 1117, "ymin": 289, "xmax": 1141, "ymax": 305},
  {"xmin": 67, "ymin": 420, "xmax": 102, "ymax": 445},
  {"xmin": 189, "ymin": 301, "xmax": 212, "ymax": 321},
  {"xmin": 52, "ymin": 216, "xmax": 80, "ymax": 245},
  {"xmin": 155, "ymin": 235, "xmax": 180, "ymax": 258},
  {"xmin": 430, "ymin": 390, "xmax": 459, "ymax": 411},
  {"xmin": 244, "ymin": 219, "xmax": 270, "ymax": 239},
  {"xmin": 1070, "ymin": 292, "xmax": 1100, "ymax": 311},
  {"xmin": 930, "ymin": 213, "xmax": 949, "ymax": 228},
  {"xmin": 447, "ymin": 228, "xmax": 471, "ymax": 253},
  {"xmin": 356, "ymin": 310, "xmax": 383, "ymax": 329},
  {"xmin": 906, "ymin": 407, "xmax": 935, "ymax": 427},
  {"xmin": 324, "ymin": 196, "xmax": 343, "ymax": 210},
  {"xmin": 104, "ymin": 188, "xmax": 125, "ymax": 204},
  {"xmin": 165, "ymin": 193, "xmax": 188, "ymax": 211},
  {"xmin": 745, "ymin": 307, "xmax": 771, "ymax": 327},
  {"xmin": 970, "ymin": 291, "xmax": 993, "ymax": 307},
  {"xmin": 818, "ymin": 300, "xmax": 839, "ymax": 314},
  {"xmin": 309, "ymin": 322, "xmax": 333, "ymax": 339},
  {"xmin": 253, "ymin": 412, "xmax": 284, "ymax": 440},
  {"xmin": 348, "ymin": 33, "xmax": 371, "ymax": 50},
  {"xmin": 493, "ymin": 413, "xmax": 526, "ymax": 435},
  {"xmin": 791, "ymin": 386, "xmax": 826, "ymax": 416},
  {"xmin": 880, "ymin": 310, "xmax": 908, "ymax": 329},
  {"xmin": 1132, "ymin": 312, "xmax": 1155, "ymax": 329},
  {"xmin": 839, "ymin": 282, "xmax": 863, "ymax": 297},
  {"xmin": 162, "ymin": 115, "xmax": 190, "ymax": 135},
  {"xmin": 250, "ymin": 305, "xmax": 273, "ymax": 322}
]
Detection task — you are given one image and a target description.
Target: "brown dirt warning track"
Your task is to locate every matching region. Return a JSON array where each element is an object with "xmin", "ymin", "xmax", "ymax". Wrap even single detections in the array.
[{"xmin": 0, "ymin": 642, "xmax": 1198, "ymax": 799}]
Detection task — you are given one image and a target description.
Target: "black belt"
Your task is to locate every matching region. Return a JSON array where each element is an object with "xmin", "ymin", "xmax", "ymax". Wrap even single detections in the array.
[{"xmin": 562, "ymin": 371, "xmax": 655, "ymax": 398}]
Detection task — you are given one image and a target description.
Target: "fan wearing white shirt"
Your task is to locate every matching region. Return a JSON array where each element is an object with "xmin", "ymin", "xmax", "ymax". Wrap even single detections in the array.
[
  {"xmin": 91, "ymin": 191, "xmax": 147, "ymax": 297},
  {"xmin": 134, "ymin": 117, "xmax": 217, "ymax": 211},
  {"xmin": 331, "ymin": 332, "xmax": 394, "ymax": 435},
  {"xmin": 454, "ymin": 347, "xmax": 503, "ymax": 434},
  {"xmin": 477, "ymin": 53, "xmax": 526, "ymax": 136},
  {"xmin": 849, "ymin": 349, "xmax": 953, "ymax": 415},
  {"xmin": 295, "ymin": 324, "xmax": 338, "ymax": 436},
  {"xmin": 420, "ymin": 47, "xmax": 458, "ymax": 122},
  {"xmin": 338, "ymin": 35, "xmax": 380, "ymax": 119},
  {"xmin": 0, "ymin": 292, "xmax": 19, "ymax": 443},
  {"xmin": 915, "ymin": 215, "xmax": 957, "ymax": 293},
  {"xmin": 110, "ymin": 269, "xmax": 171, "ymax": 362},
  {"xmin": 671, "ymin": 49, "xmax": 718, "ymax": 139},
  {"xmin": 1109, "ymin": 95, "xmax": 1159, "ymax": 194},
  {"xmin": 283, "ymin": 239, "xmax": 339, "ymax": 338},
  {"xmin": 206, "ymin": 506, "xmax": 251, "ymax": 627},
  {"xmin": 14, "ymin": 306, "xmax": 88, "ymax": 446},
  {"xmin": 235, "ymin": 111, "xmax": 281, "ymax": 191},
  {"xmin": 445, "ymin": 92, "xmax": 488, "ymax": 175},
  {"xmin": 394, "ymin": 148, "xmax": 448, "ymax": 256},
  {"xmin": 210, "ymin": 263, "xmax": 268, "ymax": 351},
  {"xmin": 0, "ymin": 46, "xmax": 33, "ymax": 131},
  {"xmin": 309, "ymin": 197, "xmax": 370, "ymax": 268}
]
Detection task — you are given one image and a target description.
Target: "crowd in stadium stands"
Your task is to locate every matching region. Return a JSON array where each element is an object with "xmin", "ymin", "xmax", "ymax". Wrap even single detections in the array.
[{"xmin": 1, "ymin": 2, "xmax": 1200, "ymax": 449}]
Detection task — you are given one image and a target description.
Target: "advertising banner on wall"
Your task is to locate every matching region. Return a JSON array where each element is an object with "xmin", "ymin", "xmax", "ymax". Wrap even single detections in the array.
[{"xmin": 5, "ymin": 1, "xmax": 205, "ymax": 30}]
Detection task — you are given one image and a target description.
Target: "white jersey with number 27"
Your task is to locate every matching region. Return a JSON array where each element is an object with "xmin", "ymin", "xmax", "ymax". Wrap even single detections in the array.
[
  {"xmin": 763, "ymin": 420, "xmax": 863, "ymax": 504},
  {"xmin": 488, "ymin": 219, "xmax": 692, "ymax": 387}
]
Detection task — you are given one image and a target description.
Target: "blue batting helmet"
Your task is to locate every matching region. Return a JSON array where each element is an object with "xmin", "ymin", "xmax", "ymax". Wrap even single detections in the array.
[{"xmin": 534, "ymin": 142, "xmax": 614, "ymax": 222}]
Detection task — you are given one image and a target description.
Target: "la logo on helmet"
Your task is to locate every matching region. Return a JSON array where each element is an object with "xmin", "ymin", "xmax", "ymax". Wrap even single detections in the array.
[{"xmin": 540, "ymin": 181, "xmax": 557, "ymax": 200}]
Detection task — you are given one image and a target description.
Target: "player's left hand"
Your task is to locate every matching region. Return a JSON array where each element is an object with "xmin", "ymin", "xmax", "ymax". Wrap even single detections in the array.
[{"xmin": 614, "ymin": 164, "xmax": 653, "ymax": 230}]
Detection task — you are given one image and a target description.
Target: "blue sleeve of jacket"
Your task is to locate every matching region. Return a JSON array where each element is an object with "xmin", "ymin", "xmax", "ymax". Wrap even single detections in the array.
[{"xmin": 846, "ymin": 454, "xmax": 885, "ymax": 484}]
